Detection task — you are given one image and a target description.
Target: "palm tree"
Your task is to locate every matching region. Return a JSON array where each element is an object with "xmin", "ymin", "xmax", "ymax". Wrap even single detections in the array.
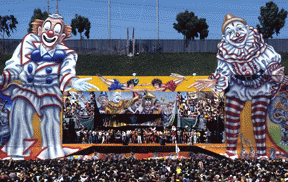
[{"xmin": 0, "ymin": 15, "xmax": 18, "ymax": 52}]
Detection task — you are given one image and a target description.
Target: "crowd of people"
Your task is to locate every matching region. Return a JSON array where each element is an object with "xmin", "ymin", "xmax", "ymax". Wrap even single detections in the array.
[
  {"xmin": 177, "ymin": 92, "xmax": 225, "ymax": 128},
  {"xmin": 66, "ymin": 126, "xmax": 213, "ymax": 145},
  {"xmin": 0, "ymin": 153, "xmax": 288, "ymax": 182},
  {"xmin": 177, "ymin": 92, "xmax": 225, "ymax": 143},
  {"xmin": 177, "ymin": 90, "xmax": 225, "ymax": 116}
]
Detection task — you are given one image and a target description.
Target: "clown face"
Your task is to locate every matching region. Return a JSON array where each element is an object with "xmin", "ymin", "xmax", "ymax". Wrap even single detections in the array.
[
  {"xmin": 38, "ymin": 17, "xmax": 66, "ymax": 49},
  {"xmin": 154, "ymin": 100, "xmax": 161, "ymax": 110},
  {"xmin": 135, "ymin": 100, "xmax": 141, "ymax": 108},
  {"xmin": 130, "ymin": 99, "xmax": 142, "ymax": 111},
  {"xmin": 98, "ymin": 95, "xmax": 108, "ymax": 107},
  {"xmin": 164, "ymin": 103, "xmax": 174, "ymax": 115},
  {"xmin": 112, "ymin": 92, "xmax": 122, "ymax": 104},
  {"xmin": 223, "ymin": 21, "xmax": 249, "ymax": 48},
  {"xmin": 168, "ymin": 103, "xmax": 174, "ymax": 112},
  {"xmin": 144, "ymin": 100, "xmax": 152, "ymax": 111}
]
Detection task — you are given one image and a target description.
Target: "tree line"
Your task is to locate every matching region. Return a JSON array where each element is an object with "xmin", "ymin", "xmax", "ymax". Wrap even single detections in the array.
[{"xmin": 0, "ymin": 1, "xmax": 287, "ymax": 40}]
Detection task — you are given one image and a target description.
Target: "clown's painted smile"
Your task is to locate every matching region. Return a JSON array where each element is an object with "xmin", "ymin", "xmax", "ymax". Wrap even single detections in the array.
[
  {"xmin": 43, "ymin": 35, "xmax": 56, "ymax": 43},
  {"xmin": 42, "ymin": 33, "xmax": 58, "ymax": 46},
  {"xmin": 231, "ymin": 34, "xmax": 246, "ymax": 43},
  {"xmin": 223, "ymin": 21, "xmax": 249, "ymax": 48}
]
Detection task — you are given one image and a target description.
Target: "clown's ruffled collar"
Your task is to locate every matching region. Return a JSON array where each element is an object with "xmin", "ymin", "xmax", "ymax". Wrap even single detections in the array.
[{"xmin": 216, "ymin": 27, "xmax": 267, "ymax": 63}]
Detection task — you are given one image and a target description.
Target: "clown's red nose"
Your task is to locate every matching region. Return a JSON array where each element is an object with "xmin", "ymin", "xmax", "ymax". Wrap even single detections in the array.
[{"xmin": 46, "ymin": 30, "xmax": 54, "ymax": 38}]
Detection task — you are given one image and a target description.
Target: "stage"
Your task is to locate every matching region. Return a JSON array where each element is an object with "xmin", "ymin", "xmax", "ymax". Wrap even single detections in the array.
[{"xmin": 63, "ymin": 143, "xmax": 227, "ymax": 159}]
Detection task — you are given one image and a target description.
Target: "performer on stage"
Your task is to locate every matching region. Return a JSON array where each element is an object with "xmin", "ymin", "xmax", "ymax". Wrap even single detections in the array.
[
  {"xmin": 171, "ymin": 126, "xmax": 177, "ymax": 144},
  {"xmin": 0, "ymin": 14, "xmax": 98, "ymax": 159},
  {"xmin": 188, "ymin": 14, "xmax": 284, "ymax": 160}
]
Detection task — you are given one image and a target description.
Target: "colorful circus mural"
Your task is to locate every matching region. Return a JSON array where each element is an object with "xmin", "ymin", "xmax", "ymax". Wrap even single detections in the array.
[{"xmin": 1, "ymin": 13, "xmax": 288, "ymax": 160}]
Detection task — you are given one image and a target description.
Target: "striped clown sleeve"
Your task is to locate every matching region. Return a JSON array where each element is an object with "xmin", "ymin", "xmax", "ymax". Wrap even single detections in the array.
[
  {"xmin": 59, "ymin": 52, "xmax": 78, "ymax": 92},
  {"xmin": 264, "ymin": 45, "xmax": 282, "ymax": 75},
  {"xmin": 2, "ymin": 70, "xmax": 12, "ymax": 87},
  {"xmin": 209, "ymin": 59, "xmax": 231, "ymax": 92}
]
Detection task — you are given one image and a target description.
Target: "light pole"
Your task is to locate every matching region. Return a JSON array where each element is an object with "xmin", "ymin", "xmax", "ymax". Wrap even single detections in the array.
[
  {"xmin": 47, "ymin": 0, "xmax": 50, "ymax": 14},
  {"xmin": 108, "ymin": 0, "xmax": 111, "ymax": 40},
  {"xmin": 56, "ymin": 0, "xmax": 59, "ymax": 14},
  {"xmin": 156, "ymin": 0, "xmax": 159, "ymax": 40}
]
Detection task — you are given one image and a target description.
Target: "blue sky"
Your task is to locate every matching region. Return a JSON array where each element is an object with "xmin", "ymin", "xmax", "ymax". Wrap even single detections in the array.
[{"xmin": 1, "ymin": 0, "xmax": 288, "ymax": 40}]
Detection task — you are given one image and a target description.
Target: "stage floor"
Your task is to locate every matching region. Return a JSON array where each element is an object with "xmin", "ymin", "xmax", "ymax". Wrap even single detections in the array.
[{"xmin": 63, "ymin": 143, "xmax": 227, "ymax": 159}]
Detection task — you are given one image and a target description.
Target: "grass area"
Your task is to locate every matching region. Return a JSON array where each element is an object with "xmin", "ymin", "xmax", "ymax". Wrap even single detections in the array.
[
  {"xmin": 75, "ymin": 52, "xmax": 220, "ymax": 76},
  {"xmin": 1, "ymin": 52, "xmax": 288, "ymax": 76}
]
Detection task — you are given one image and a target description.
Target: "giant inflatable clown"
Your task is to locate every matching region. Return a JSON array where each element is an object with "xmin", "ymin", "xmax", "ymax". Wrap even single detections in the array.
[
  {"xmin": 0, "ymin": 14, "xmax": 98, "ymax": 159},
  {"xmin": 189, "ymin": 14, "xmax": 285, "ymax": 159}
]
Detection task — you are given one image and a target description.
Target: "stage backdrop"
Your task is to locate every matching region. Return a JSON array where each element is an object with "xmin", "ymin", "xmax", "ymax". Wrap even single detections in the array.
[{"xmin": 0, "ymin": 76, "xmax": 287, "ymax": 159}]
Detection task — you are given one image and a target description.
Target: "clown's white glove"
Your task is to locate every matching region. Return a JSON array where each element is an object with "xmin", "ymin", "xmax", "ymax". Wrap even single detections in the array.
[{"xmin": 71, "ymin": 77, "xmax": 99, "ymax": 91}]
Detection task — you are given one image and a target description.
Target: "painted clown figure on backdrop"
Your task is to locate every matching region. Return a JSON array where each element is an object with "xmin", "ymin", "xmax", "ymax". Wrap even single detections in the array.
[
  {"xmin": 0, "ymin": 14, "xmax": 99, "ymax": 159},
  {"xmin": 105, "ymin": 91, "xmax": 140, "ymax": 114},
  {"xmin": 189, "ymin": 14, "xmax": 285, "ymax": 159},
  {"xmin": 97, "ymin": 74, "xmax": 146, "ymax": 92},
  {"xmin": 97, "ymin": 91, "xmax": 109, "ymax": 114},
  {"xmin": 139, "ymin": 73, "xmax": 186, "ymax": 92}
]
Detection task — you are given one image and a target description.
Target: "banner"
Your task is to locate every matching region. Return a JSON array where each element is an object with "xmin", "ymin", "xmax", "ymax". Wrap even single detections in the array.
[
  {"xmin": 1, "ymin": 76, "xmax": 288, "ymax": 160},
  {"xmin": 267, "ymin": 89, "xmax": 288, "ymax": 154},
  {"xmin": 0, "ymin": 90, "xmax": 11, "ymax": 148}
]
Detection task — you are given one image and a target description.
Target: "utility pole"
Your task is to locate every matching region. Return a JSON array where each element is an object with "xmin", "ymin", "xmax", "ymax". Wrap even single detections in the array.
[
  {"xmin": 47, "ymin": 0, "xmax": 50, "ymax": 14},
  {"xmin": 132, "ymin": 27, "xmax": 135, "ymax": 55},
  {"xmin": 56, "ymin": 0, "xmax": 59, "ymax": 14},
  {"xmin": 156, "ymin": 0, "xmax": 159, "ymax": 40},
  {"xmin": 108, "ymin": 0, "xmax": 111, "ymax": 40},
  {"xmin": 127, "ymin": 28, "xmax": 129, "ymax": 55}
]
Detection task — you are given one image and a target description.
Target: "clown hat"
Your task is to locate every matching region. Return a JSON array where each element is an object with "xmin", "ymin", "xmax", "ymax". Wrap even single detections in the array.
[
  {"xmin": 222, "ymin": 14, "xmax": 247, "ymax": 34},
  {"xmin": 99, "ymin": 91, "xmax": 108, "ymax": 97},
  {"xmin": 132, "ymin": 92, "xmax": 142, "ymax": 103},
  {"xmin": 143, "ymin": 92, "xmax": 156, "ymax": 100}
]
